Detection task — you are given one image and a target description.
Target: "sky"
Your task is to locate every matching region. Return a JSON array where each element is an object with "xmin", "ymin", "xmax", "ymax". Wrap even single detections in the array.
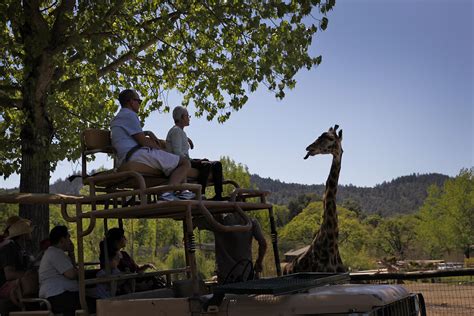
[{"xmin": 1, "ymin": 0, "xmax": 473, "ymax": 189}]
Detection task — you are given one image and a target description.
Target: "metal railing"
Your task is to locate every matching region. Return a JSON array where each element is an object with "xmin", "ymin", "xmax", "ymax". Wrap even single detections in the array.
[{"xmin": 351, "ymin": 268, "xmax": 474, "ymax": 316}]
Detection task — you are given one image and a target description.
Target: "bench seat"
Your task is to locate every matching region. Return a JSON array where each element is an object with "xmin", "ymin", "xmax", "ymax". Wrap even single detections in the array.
[{"xmin": 81, "ymin": 129, "xmax": 236, "ymax": 194}]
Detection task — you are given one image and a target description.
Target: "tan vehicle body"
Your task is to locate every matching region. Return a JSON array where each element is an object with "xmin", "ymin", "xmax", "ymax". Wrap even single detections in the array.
[{"xmin": 96, "ymin": 284, "xmax": 415, "ymax": 316}]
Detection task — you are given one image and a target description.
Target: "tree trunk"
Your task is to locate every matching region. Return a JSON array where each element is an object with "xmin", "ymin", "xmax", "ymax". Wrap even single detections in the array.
[
  {"xmin": 19, "ymin": 132, "xmax": 51, "ymax": 254},
  {"xmin": 19, "ymin": 52, "xmax": 55, "ymax": 254}
]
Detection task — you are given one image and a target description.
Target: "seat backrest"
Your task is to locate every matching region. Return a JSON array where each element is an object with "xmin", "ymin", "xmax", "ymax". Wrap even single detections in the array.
[
  {"xmin": 81, "ymin": 129, "xmax": 116, "ymax": 181},
  {"xmin": 82, "ymin": 129, "xmax": 113, "ymax": 152}
]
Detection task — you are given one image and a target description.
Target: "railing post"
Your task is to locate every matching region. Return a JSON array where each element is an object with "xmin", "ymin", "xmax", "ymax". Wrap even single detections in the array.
[
  {"xmin": 184, "ymin": 205, "xmax": 199, "ymax": 296},
  {"xmin": 76, "ymin": 202, "xmax": 88, "ymax": 313},
  {"xmin": 268, "ymin": 206, "xmax": 282, "ymax": 276}
]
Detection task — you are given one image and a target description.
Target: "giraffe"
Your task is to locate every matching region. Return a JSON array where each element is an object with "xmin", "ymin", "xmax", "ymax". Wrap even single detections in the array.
[{"xmin": 284, "ymin": 124, "xmax": 346, "ymax": 274}]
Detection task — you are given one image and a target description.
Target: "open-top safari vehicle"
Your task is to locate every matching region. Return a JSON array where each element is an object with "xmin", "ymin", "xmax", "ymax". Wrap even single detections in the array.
[{"xmin": 0, "ymin": 129, "xmax": 426, "ymax": 316}]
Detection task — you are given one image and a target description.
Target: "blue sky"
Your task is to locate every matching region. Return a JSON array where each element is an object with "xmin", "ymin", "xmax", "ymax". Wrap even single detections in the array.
[{"xmin": 1, "ymin": 0, "xmax": 472, "ymax": 188}]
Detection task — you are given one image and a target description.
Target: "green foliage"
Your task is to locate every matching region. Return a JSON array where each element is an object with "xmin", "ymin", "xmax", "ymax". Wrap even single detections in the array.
[
  {"xmin": 279, "ymin": 202, "xmax": 323, "ymax": 252},
  {"xmin": 287, "ymin": 193, "xmax": 320, "ymax": 221},
  {"xmin": 279, "ymin": 201, "xmax": 377, "ymax": 270},
  {"xmin": 0, "ymin": 1, "xmax": 335, "ymax": 178},
  {"xmin": 0, "ymin": 203, "xmax": 19, "ymax": 231},
  {"xmin": 417, "ymin": 168, "xmax": 474, "ymax": 258},
  {"xmin": 374, "ymin": 215, "xmax": 419, "ymax": 260},
  {"xmin": 164, "ymin": 246, "xmax": 186, "ymax": 270},
  {"xmin": 221, "ymin": 155, "xmax": 254, "ymax": 193}
]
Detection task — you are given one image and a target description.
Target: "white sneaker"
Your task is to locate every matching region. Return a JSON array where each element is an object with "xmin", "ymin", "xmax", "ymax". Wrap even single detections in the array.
[
  {"xmin": 159, "ymin": 192, "xmax": 180, "ymax": 201},
  {"xmin": 178, "ymin": 190, "xmax": 196, "ymax": 200}
]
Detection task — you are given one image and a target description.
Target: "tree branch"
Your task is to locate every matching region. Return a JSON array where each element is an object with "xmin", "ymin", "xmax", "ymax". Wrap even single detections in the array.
[
  {"xmin": 50, "ymin": 0, "xmax": 75, "ymax": 44},
  {"xmin": 0, "ymin": 84, "xmax": 22, "ymax": 93},
  {"xmin": 54, "ymin": 0, "xmax": 125, "ymax": 54},
  {"xmin": 23, "ymin": 0, "xmax": 50, "ymax": 40},
  {"xmin": 0, "ymin": 96, "xmax": 22, "ymax": 109},
  {"xmin": 58, "ymin": 10, "xmax": 183, "ymax": 92}
]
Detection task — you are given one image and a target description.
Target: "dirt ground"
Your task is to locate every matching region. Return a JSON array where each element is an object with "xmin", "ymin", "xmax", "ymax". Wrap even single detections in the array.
[{"xmin": 403, "ymin": 282, "xmax": 474, "ymax": 316}]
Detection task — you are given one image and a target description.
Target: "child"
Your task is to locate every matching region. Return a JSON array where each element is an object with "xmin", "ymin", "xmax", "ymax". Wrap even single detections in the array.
[{"xmin": 95, "ymin": 250, "xmax": 127, "ymax": 299}]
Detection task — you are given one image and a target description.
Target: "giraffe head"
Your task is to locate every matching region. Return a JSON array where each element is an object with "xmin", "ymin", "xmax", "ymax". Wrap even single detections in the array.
[{"xmin": 304, "ymin": 124, "xmax": 343, "ymax": 159}]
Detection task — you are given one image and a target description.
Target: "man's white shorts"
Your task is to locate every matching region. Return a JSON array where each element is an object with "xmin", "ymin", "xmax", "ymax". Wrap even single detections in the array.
[{"xmin": 131, "ymin": 148, "xmax": 180, "ymax": 176}]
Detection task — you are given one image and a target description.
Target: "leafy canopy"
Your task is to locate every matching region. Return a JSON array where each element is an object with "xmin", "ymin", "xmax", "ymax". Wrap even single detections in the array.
[
  {"xmin": 417, "ymin": 168, "xmax": 474, "ymax": 258},
  {"xmin": 0, "ymin": 0, "xmax": 335, "ymax": 177}
]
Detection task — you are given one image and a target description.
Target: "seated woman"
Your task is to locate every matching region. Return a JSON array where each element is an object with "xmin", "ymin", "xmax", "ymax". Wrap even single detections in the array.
[
  {"xmin": 166, "ymin": 106, "xmax": 225, "ymax": 200},
  {"xmin": 100, "ymin": 228, "xmax": 161, "ymax": 291}
]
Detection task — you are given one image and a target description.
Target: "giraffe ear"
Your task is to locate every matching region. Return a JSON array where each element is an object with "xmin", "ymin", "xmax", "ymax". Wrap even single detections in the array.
[{"xmin": 338, "ymin": 129, "xmax": 343, "ymax": 140}]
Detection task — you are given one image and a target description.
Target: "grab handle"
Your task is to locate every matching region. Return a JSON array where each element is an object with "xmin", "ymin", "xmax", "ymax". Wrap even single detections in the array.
[{"xmin": 197, "ymin": 203, "xmax": 252, "ymax": 233}]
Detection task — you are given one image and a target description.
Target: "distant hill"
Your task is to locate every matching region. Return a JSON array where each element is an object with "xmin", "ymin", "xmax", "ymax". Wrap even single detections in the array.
[
  {"xmin": 1, "ymin": 174, "xmax": 83, "ymax": 196},
  {"xmin": 50, "ymin": 175, "xmax": 83, "ymax": 195},
  {"xmin": 2, "ymin": 172, "xmax": 450, "ymax": 217},
  {"xmin": 251, "ymin": 173, "xmax": 450, "ymax": 216}
]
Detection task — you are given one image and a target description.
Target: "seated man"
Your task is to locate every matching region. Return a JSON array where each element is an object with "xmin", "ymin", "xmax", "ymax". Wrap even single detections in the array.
[
  {"xmin": 0, "ymin": 218, "xmax": 34, "ymax": 310},
  {"xmin": 111, "ymin": 89, "xmax": 191, "ymax": 201},
  {"xmin": 0, "ymin": 215, "xmax": 23, "ymax": 246},
  {"xmin": 166, "ymin": 106, "xmax": 225, "ymax": 200},
  {"xmin": 195, "ymin": 213, "xmax": 267, "ymax": 284},
  {"xmin": 39, "ymin": 226, "xmax": 94, "ymax": 316}
]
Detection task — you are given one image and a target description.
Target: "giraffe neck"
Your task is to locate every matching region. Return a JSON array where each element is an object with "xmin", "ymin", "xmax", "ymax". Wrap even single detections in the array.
[{"xmin": 321, "ymin": 151, "xmax": 342, "ymax": 236}]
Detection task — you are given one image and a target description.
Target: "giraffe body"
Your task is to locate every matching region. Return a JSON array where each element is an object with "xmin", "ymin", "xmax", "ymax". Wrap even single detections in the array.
[{"xmin": 284, "ymin": 125, "xmax": 346, "ymax": 274}]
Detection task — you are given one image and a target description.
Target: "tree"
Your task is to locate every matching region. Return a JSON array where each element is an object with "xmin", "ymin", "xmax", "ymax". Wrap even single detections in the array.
[
  {"xmin": 418, "ymin": 168, "xmax": 474, "ymax": 258},
  {"xmin": 0, "ymin": 1, "xmax": 336, "ymax": 246},
  {"xmin": 220, "ymin": 155, "xmax": 254, "ymax": 196},
  {"xmin": 287, "ymin": 193, "xmax": 319, "ymax": 220},
  {"xmin": 374, "ymin": 215, "xmax": 419, "ymax": 260}
]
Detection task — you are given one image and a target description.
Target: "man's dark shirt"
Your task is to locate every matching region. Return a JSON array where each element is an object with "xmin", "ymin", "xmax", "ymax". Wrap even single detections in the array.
[
  {"xmin": 195, "ymin": 214, "xmax": 265, "ymax": 283},
  {"xmin": 0, "ymin": 240, "xmax": 30, "ymax": 286}
]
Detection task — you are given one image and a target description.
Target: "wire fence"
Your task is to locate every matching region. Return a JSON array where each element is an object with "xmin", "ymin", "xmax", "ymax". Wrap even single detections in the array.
[{"xmin": 351, "ymin": 269, "xmax": 474, "ymax": 316}]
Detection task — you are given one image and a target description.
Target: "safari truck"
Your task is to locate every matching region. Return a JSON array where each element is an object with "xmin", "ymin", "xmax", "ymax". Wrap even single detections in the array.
[{"xmin": 0, "ymin": 129, "xmax": 426, "ymax": 315}]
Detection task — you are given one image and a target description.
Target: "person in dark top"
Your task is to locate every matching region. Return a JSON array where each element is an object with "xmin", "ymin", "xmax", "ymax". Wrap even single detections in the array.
[
  {"xmin": 100, "ymin": 228, "xmax": 160, "ymax": 291},
  {"xmin": 100, "ymin": 228, "xmax": 155, "ymax": 273},
  {"xmin": 0, "ymin": 219, "xmax": 34, "ymax": 299},
  {"xmin": 195, "ymin": 213, "xmax": 267, "ymax": 284}
]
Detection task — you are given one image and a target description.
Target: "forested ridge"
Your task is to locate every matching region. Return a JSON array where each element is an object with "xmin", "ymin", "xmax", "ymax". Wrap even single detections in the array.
[
  {"xmin": 2, "ymin": 171, "xmax": 449, "ymax": 218},
  {"xmin": 251, "ymin": 173, "xmax": 450, "ymax": 216}
]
